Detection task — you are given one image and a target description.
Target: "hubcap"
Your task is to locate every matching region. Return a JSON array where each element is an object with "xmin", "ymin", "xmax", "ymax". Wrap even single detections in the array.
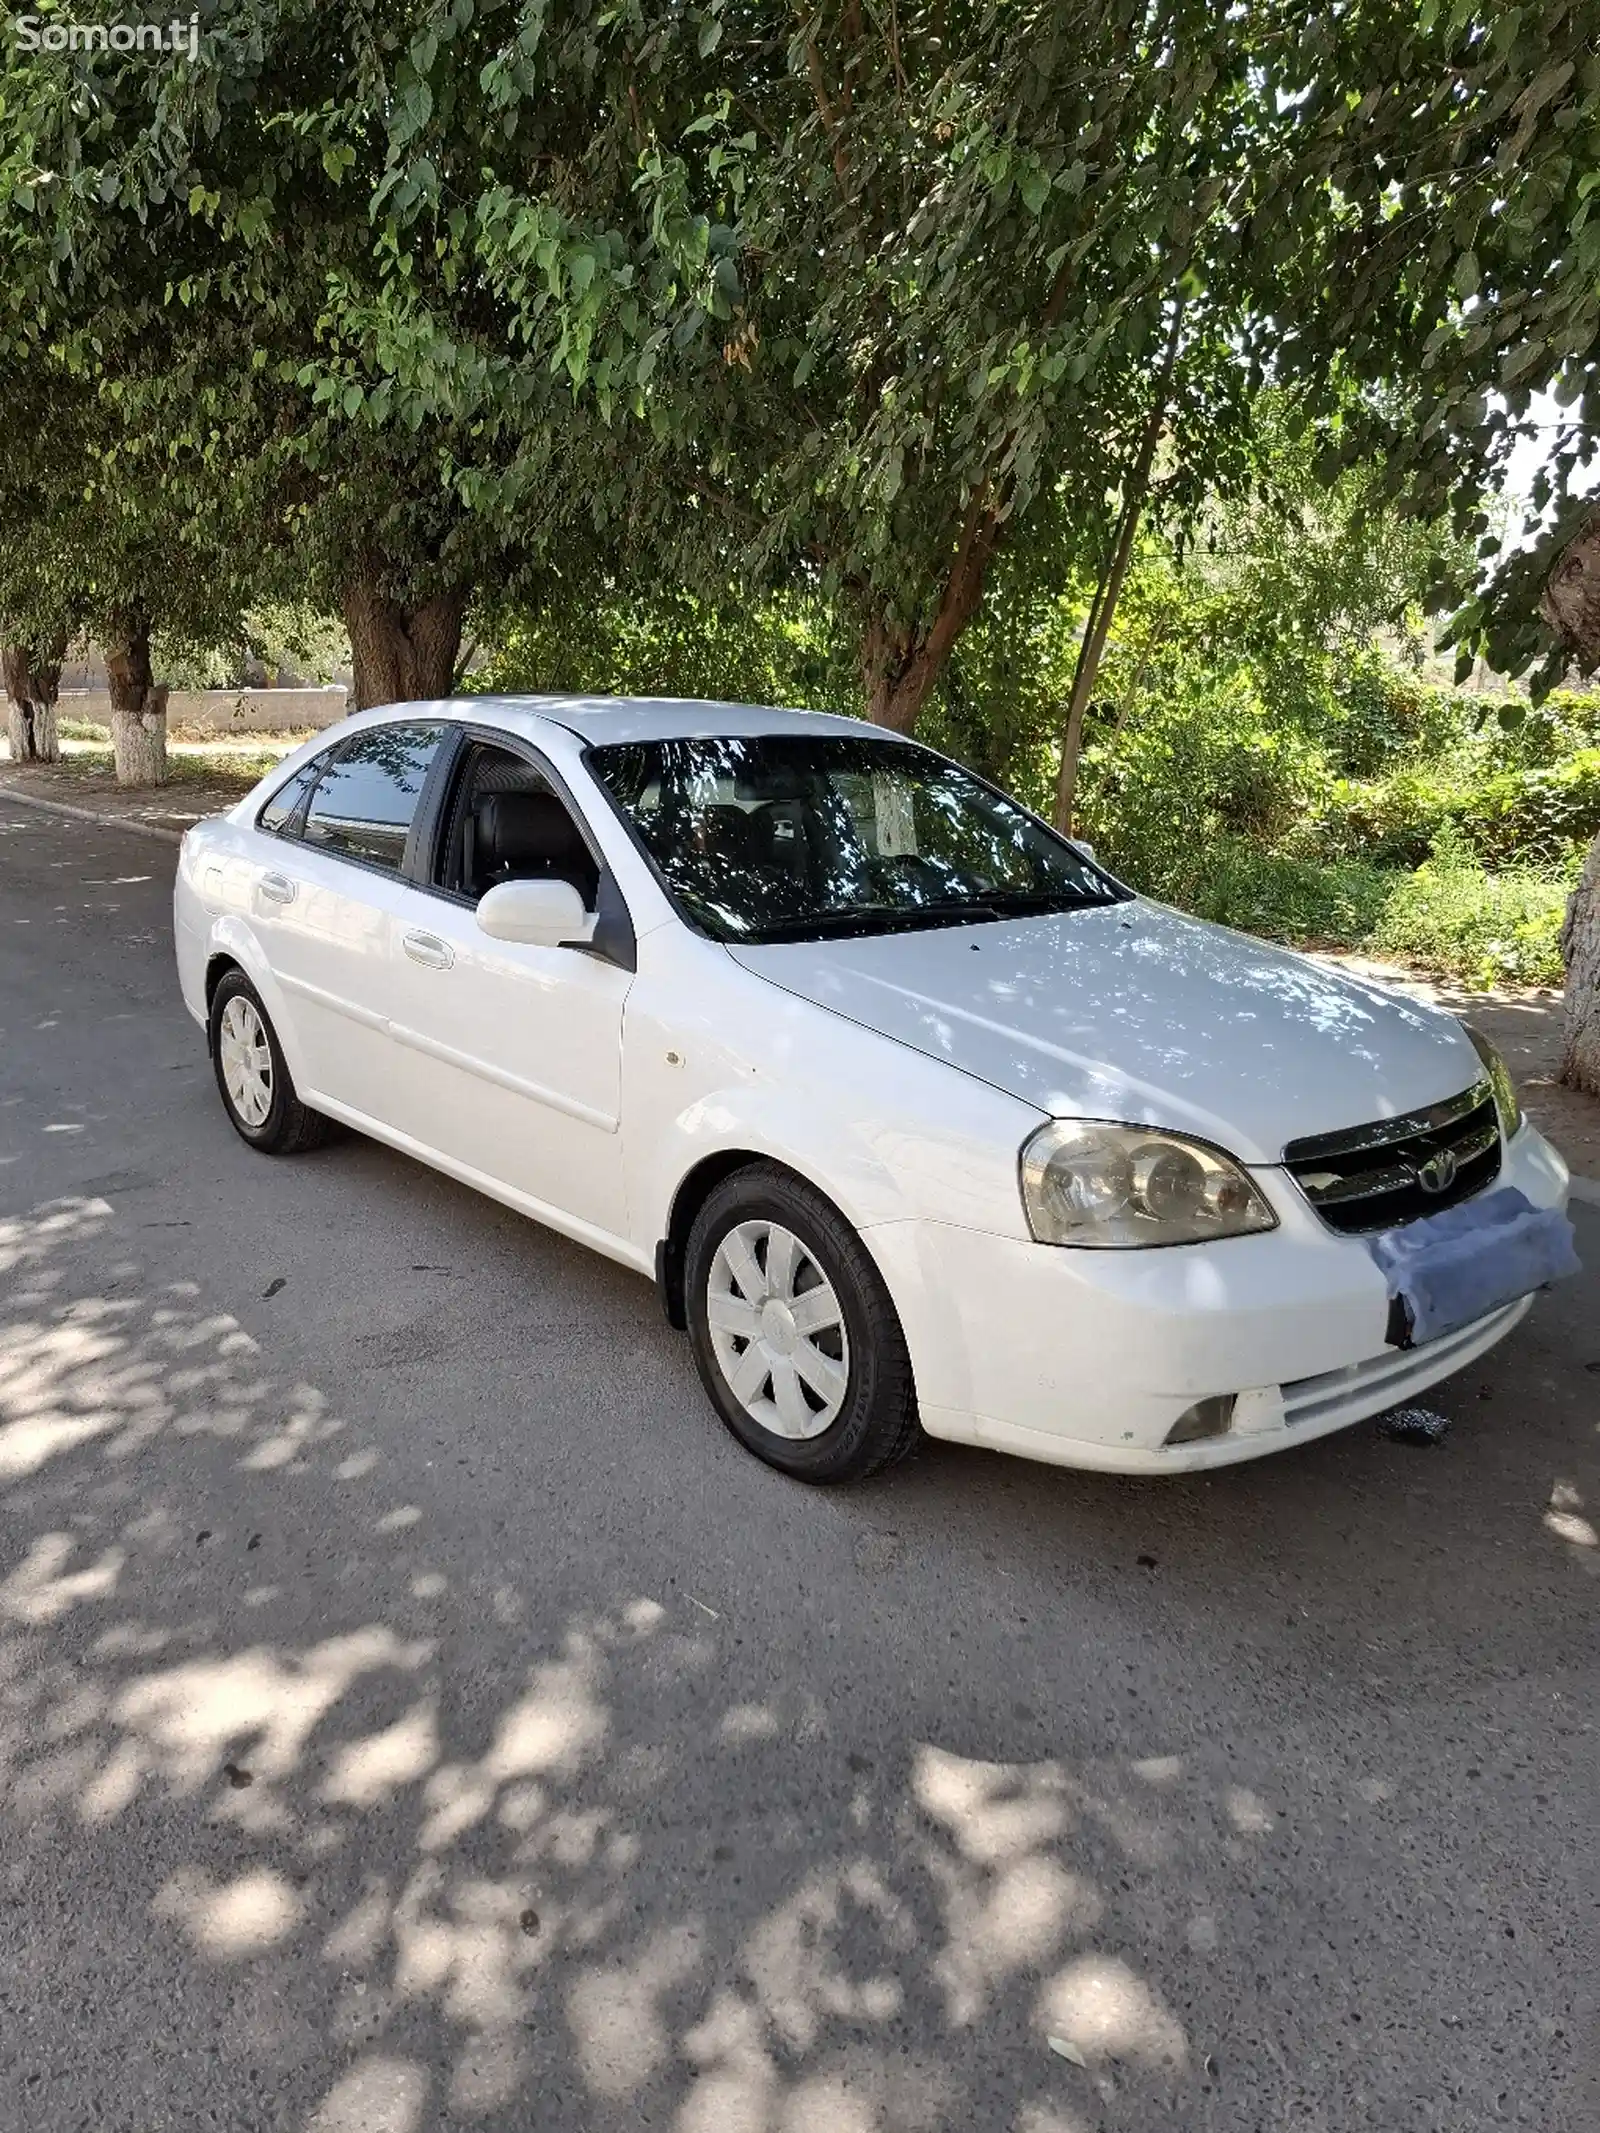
[
  {"xmin": 218, "ymin": 995, "xmax": 273, "ymax": 1128},
  {"xmin": 706, "ymin": 1219, "xmax": 850, "ymax": 1440}
]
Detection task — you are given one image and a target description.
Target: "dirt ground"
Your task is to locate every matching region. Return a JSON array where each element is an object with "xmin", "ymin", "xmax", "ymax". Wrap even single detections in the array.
[{"xmin": 0, "ymin": 745, "xmax": 272, "ymax": 835}]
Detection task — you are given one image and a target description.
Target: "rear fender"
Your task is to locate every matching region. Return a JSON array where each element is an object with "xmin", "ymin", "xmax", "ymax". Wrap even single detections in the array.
[{"xmin": 204, "ymin": 917, "xmax": 314, "ymax": 1088}]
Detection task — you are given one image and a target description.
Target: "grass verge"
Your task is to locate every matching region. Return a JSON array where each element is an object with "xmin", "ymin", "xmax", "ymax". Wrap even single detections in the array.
[{"xmin": 1129, "ymin": 835, "xmax": 1573, "ymax": 987}]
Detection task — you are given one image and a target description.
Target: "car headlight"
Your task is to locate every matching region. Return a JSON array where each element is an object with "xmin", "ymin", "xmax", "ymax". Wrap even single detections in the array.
[
  {"xmin": 1465, "ymin": 1026, "xmax": 1522, "ymax": 1139},
  {"xmin": 1020, "ymin": 1119, "xmax": 1279, "ymax": 1248}
]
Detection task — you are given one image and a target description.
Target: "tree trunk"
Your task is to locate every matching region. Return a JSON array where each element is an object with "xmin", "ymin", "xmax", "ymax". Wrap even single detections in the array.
[
  {"xmin": 1558, "ymin": 834, "xmax": 1600, "ymax": 1095},
  {"xmin": 1052, "ymin": 500, "xmax": 1142, "ymax": 834},
  {"xmin": 858, "ymin": 495, "xmax": 1005, "ymax": 734},
  {"xmin": 861, "ymin": 616, "xmax": 944, "ymax": 733},
  {"xmin": 1541, "ymin": 508, "xmax": 1600, "ymax": 667},
  {"xmin": 103, "ymin": 613, "xmax": 169, "ymax": 785},
  {"xmin": 2, "ymin": 637, "xmax": 66, "ymax": 763},
  {"xmin": 1539, "ymin": 510, "xmax": 1600, "ymax": 1091},
  {"xmin": 341, "ymin": 562, "xmax": 471, "ymax": 712},
  {"xmin": 1053, "ymin": 301, "xmax": 1184, "ymax": 833}
]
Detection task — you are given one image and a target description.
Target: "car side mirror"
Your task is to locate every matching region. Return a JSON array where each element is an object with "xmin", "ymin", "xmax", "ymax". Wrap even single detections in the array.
[
  {"xmin": 1072, "ymin": 840, "xmax": 1097, "ymax": 866},
  {"xmin": 475, "ymin": 878, "xmax": 597, "ymax": 949}
]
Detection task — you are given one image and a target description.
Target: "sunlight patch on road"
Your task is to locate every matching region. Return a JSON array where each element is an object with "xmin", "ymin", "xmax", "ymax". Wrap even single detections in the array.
[
  {"xmin": 111, "ymin": 1627, "xmax": 434, "ymax": 1797},
  {"xmin": 567, "ymin": 1923, "xmax": 706, "ymax": 2097},
  {"xmin": 0, "ymin": 1531, "xmax": 124, "ymax": 1622},
  {"xmin": 322, "ymin": 1699, "xmax": 440, "ymax": 1809},
  {"xmin": 912, "ymin": 1744, "xmax": 1073, "ymax": 1864},
  {"xmin": 303, "ymin": 2054, "xmax": 428, "ymax": 2133},
  {"xmin": 1036, "ymin": 1954, "xmax": 1189, "ymax": 2070},
  {"xmin": 1545, "ymin": 1478, "xmax": 1598, "ymax": 1551},
  {"xmin": 154, "ymin": 1864, "xmax": 304, "ymax": 1959}
]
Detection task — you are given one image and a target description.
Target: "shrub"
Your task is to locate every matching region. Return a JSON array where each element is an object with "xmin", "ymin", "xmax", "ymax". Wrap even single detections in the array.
[
  {"xmin": 1365, "ymin": 828, "xmax": 1574, "ymax": 987},
  {"xmin": 1310, "ymin": 745, "xmax": 1600, "ymax": 873},
  {"xmin": 1106, "ymin": 825, "xmax": 1575, "ymax": 990},
  {"xmin": 473, "ymin": 587, "xmax": 855, "ymax": 715},
  {"xmin": 1452, "ymin": 749, "xmax": 1600, "ymax": 868},
  {"xmin": 1311, "ymin": 767, "xmax": 1464, "ymax": 868},
  {"xmin": 1081, "ymin": 670, "xmax": 1333, "ymax": 881},
  {"xmin": 1106, "ymin": 833, "xmax": 1392, "ymax": 945},
  {"xmin": 1474, "ymin": 688, "xmax": 1600, "ymax": 771},
  {"xmin": 1329, "ymin": 648, "xmax": 1464, "ymax": 775}
]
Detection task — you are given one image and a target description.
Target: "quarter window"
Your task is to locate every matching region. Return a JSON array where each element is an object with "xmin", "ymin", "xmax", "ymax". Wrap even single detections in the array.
[
  {"xmin": 300, "ymin": 723, "xmax": 448, "ymax": 873},
  {"xmin": 257, "ymin": 759, "xmax": 322, "ymax": 835}
]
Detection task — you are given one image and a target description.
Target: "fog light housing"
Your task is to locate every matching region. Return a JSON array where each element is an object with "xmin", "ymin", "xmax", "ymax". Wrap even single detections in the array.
[{"xmin": 1164, "ymin": 1393, "xmax": 1237, "ymax": 1446}]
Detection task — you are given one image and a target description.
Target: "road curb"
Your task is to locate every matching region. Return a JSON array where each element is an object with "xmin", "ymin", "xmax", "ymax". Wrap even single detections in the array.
[
  {"xmin": 1570, "ymin": 1175, "xmax": 1600, "ymax": 1208},
  {"xmin": 0, "ymin": 782, "xmax": 188, "ymax": 845}
]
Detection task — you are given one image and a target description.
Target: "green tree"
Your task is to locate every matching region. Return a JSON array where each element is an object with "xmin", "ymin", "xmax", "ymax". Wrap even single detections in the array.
[
  {"xmin": 0, "ymin": 0, "xmax": 589, "ymax": 764},
  {"xmin": 1260, "ymin": 0, "xmax": 1600, "ymax": 1085},
  {"xmin": 0, "ymin": 353, "xmax": 257, "ymax": 780},
  {"xmin": 347, "ymin": 0, "xmax": 1344, "ymax": 744}
]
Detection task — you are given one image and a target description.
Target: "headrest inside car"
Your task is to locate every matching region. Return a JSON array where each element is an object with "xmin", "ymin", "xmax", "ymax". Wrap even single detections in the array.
[
  {"xmin": 733, "ymin": 764, "xmax": 810, "ymax": 803},
  {"xmin": 474, "ymin": 791, "xmax": 587, "ymax": 869}
]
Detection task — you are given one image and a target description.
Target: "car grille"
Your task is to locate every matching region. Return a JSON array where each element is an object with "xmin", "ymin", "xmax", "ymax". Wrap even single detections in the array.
[{"xmin": 1282, "ymin": 1081, "xmax": 1502, "ymax": 1235}]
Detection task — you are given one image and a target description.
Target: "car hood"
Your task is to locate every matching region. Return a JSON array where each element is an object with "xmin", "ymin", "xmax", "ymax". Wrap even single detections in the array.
[{"xmin": 728, "ymin": 901, "xmax": 1484, "ymax": 1164}]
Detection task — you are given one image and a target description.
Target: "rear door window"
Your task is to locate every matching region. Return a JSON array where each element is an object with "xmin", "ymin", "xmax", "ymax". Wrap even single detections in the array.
[{"xmin": 300, "ymin": 723, "xmax": 448, "ymax": 873}]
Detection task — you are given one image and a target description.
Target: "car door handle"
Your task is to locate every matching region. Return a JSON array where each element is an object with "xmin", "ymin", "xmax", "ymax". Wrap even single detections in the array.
[
  {"xmin": 402, "ymin": 930, "xmax": 455, "ymax": 970},
  {"xmin": 259, "ymin": 871, "xmax": 298, "ymax": 905}
]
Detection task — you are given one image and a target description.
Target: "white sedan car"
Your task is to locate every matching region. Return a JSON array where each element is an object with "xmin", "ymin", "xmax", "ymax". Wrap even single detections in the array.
[{"xmin": 174, "ymin": 696, "xmax": 1571, "ymax": 1482}]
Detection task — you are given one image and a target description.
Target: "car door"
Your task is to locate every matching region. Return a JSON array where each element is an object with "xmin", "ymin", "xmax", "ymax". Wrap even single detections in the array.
[
  {"xmin": 379, "ymin": 734, "xmax": 635, "ymax": 1246},
  {"xmin": 245, "ymin": 721, "xmax": 452, "ymax": 1112}
]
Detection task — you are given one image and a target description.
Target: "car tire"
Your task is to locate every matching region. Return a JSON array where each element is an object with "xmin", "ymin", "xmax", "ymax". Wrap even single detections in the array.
[
  {"xmin": 209, "ymin": 968, "xmax": 333, "ymax": 1156},
  {"xmin": 684, "ymin": 1164, "xmax": 920, "ymax": 1483}
]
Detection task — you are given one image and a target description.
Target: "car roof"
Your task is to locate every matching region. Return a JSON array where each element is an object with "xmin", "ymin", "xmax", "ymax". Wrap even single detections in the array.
[{"xmin": 398, "ymin": 694, "xmax": 907, "ymax": 747}]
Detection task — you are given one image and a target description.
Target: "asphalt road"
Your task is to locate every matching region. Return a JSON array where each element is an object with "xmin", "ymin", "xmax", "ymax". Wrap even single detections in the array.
[{"xmin": 1, "ymin": 798, "xmax": 1596, "ymax": 2133}]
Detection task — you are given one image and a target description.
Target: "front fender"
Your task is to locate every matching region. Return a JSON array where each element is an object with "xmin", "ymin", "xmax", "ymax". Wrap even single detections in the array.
[
  {"xmin": 644, "ymin": 1077, "xmax": 920, "ymax": 1243},
  {"xmin": 621, "ymin": 936, "xmax": 1041, "ymax": 1257}
]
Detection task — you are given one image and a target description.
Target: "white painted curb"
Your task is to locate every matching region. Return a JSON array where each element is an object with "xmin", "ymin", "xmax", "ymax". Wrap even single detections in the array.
[{"xmin": 0, "ymin": 782, "xmax": 188, "ymax": 845}]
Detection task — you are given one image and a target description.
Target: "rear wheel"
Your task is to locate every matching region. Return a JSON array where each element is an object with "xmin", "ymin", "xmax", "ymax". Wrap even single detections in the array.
[
  {"xmin": 209, "ymin": 969, "xmax": 332, "ymax": 1155},
  {"xmin": 684, "ymin": 1165, "xmax": 920, "ymax": 1482}
]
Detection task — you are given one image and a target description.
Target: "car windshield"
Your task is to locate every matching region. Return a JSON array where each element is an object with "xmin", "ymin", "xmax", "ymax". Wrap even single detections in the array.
[{"xmin": 586, "ymin": 733, "xmax": 1125, "ymax": 943}]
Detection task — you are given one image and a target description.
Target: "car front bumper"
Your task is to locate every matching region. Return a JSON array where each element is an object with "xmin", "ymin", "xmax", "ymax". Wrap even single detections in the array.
[{"xmin": 867, "ymin": 1122, "xmax": 1570, "ymax": 1475}]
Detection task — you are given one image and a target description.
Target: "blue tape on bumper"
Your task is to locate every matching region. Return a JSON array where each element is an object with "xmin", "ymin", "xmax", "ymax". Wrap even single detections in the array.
[{"xmin": 1368, "ymin": 1186, "xmax": 1581, "ymax": 1347}]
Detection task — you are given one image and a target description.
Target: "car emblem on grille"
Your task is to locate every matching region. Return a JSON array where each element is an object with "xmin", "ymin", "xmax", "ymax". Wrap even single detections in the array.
[{"xmin": 1416, "ymin": 1147, "xmax": 1458, "ymax": 1195}]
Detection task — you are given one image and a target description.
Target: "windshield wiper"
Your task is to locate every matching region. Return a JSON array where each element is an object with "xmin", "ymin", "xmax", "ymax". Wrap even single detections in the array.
[
  {"xmin": 740, "ymin": 906, "xmax": 997, "ymax": 943},
  {"xmin": 980, "ymin": 887, "xmax": 1117, "ymax": 913},
  {"xmin": 729, "ymin": 889, "xmax": 1117, "ymax": 946}
]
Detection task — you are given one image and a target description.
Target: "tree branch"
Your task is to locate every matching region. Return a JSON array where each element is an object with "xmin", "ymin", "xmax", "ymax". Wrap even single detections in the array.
[
  {"xmin": 803, "ymin": 34, "xmax": 852, "ymax": 195},
  {"xmin": 1053, "ymin": 297, "xmax": 1186, "ymax": 832}
]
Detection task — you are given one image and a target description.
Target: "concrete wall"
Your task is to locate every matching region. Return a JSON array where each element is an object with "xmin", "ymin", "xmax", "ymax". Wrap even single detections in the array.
[{"xmin": 17, "ymin": 686, "xmax": 349, "ymax": 736}]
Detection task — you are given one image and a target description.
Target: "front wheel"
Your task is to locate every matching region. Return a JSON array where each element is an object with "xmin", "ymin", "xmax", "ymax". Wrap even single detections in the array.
[
  {"xmin": 209, "ymin": 969, "xmax": 333, "ymax": 1155},
  {"xmin": 684, "ymin": 1165, "xmax": 920, "ymax": 1483}
]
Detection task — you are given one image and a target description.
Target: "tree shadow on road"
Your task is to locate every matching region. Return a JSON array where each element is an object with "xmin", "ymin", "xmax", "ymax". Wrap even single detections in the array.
[{"xmin": 1, "ymin": 1190, "xmax": 1594, "ymax": 2133}]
